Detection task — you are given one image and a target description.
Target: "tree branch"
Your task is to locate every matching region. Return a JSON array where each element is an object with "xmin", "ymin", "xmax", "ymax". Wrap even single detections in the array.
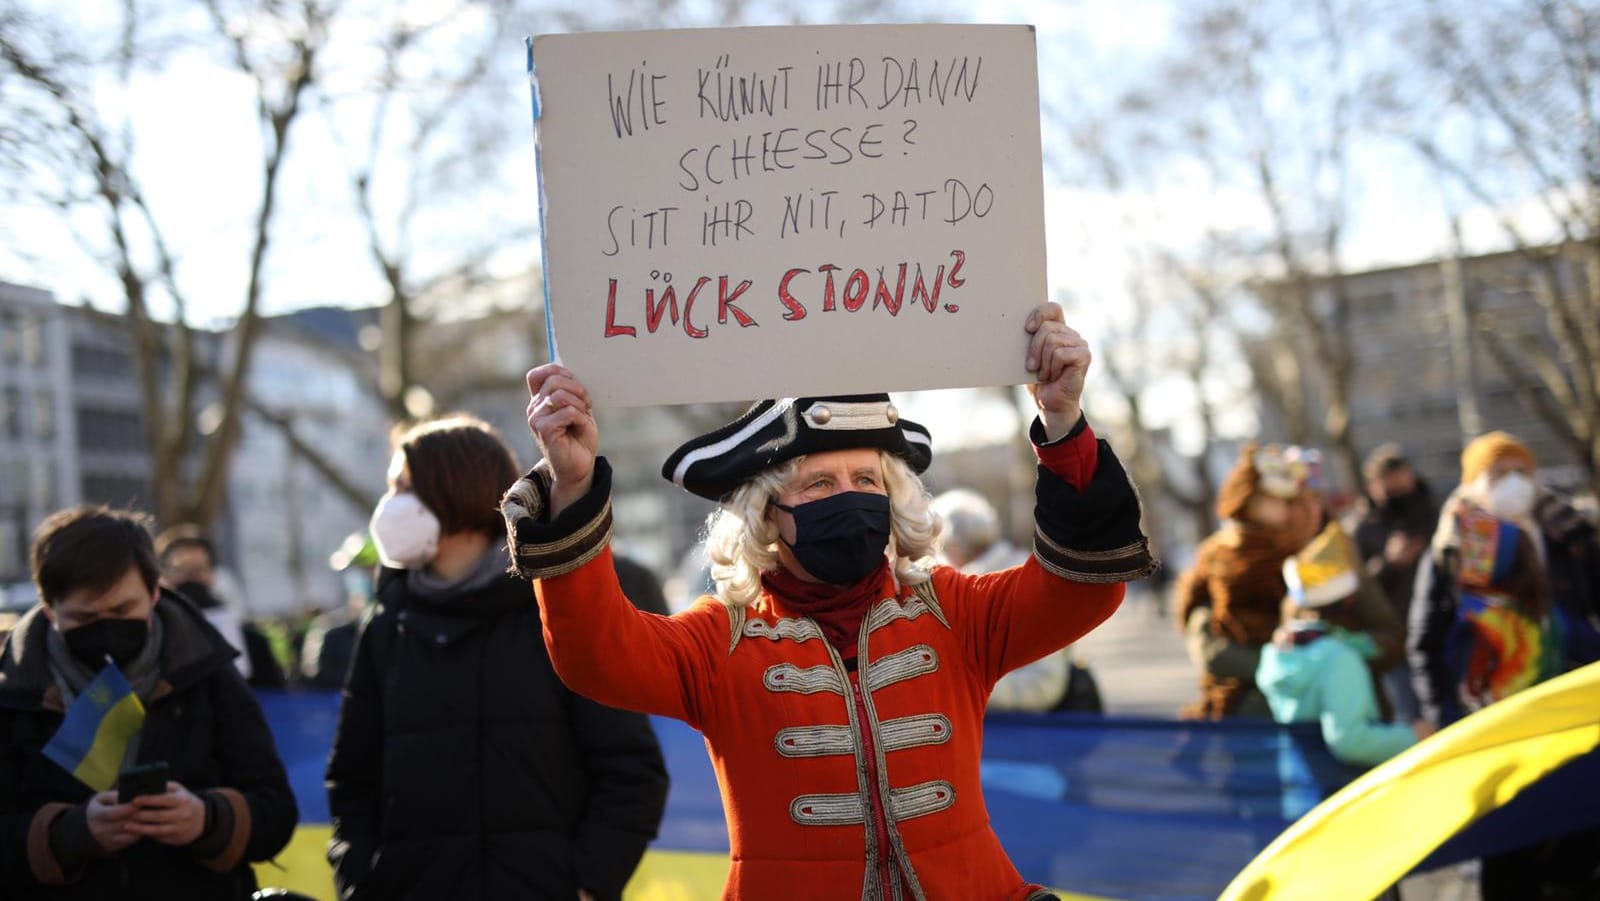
[{"xmin": 243, "ymin": 397, "xmax": 377, "ymax": 515}]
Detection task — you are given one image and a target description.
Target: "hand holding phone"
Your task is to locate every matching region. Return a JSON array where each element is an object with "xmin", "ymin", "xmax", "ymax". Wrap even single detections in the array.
[
  {"xmin": 117, "ymin": 761, "xmax": 169, "ymax": 804},
  {"xmin": 126, "ymin": 780, "xmax": 207, "ymax": 846},
  {"xmin": 86, "ymin": 791, "xmax": 138, "ymax": 852}
]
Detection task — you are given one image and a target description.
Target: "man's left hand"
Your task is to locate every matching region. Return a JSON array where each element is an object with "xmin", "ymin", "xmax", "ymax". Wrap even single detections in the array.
[
  {"xmin": 125, "ymin": 782, "xmax": 207, "ymax": 847},
  {"xmin": 1024, "ymin": 302, "xmax": 1089, "ymax": 439}
]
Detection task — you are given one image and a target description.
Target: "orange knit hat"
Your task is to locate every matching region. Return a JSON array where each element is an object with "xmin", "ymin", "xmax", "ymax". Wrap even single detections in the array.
[{"xmin": 1460, "ymin": 431, "xmax": 1535, "ymax": 485}]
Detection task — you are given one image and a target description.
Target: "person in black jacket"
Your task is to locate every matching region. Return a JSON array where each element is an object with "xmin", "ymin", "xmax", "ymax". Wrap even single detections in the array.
[
  {"xmin": 325, "ymin": 414, "xmax": 669, "ymax": 901},
  {"xmin": 0, "ymin": 506, "xmax": 297, "ymax": 900},
  {"xmin": 156, "ymin": 525, "xmax": 288, "ymax": 690},
  {"xmin": 1351, "ymin": 443, "xmax": 1438, "ymax": 722}
]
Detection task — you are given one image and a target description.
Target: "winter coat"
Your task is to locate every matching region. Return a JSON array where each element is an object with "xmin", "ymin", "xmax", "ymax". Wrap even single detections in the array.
[
  {"xmin": 1532, "ymin": 493, "xmax": 1600, "ymax": 668},
  {"xmin": 0, "ymin": 592, "xmax": 298, "ymax": 900},
  {"xmin": 1352, "ymin": 482, "xmax": 1439, "ymax": 623},
  {"xmin": 1257, "ymin": 623, "xmax": 1416, "ymax": 767},
  {"xmin": 324, "ymin": 564, "xmax": 669, "ymax": 901},
  {"xmin": 1410, "ymin": 492, "xmax": 1564, "ymax": 725}
]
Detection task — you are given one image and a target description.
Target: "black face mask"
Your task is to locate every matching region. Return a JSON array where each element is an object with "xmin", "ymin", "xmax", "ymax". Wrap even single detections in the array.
[
  {"xmin": 174, "ymin": 579, "xmax": 221, "ymax": 610},
  {"xmin": 1381, "ymin": 492, "xmax": 1414, "ymax": 517},
  {"xmin": 775, "ymin": 491, "xmax": 892, "ymax": 586},
  {"xmin": 62, "ymin": 617, "xmax": 149, "ymax": 671}
]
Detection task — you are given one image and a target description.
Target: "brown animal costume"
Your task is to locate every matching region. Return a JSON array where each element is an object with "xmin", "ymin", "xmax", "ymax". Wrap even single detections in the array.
[{"xmin": 1176, "ymin": 445, "xmax": 1308, "ymax": 718}]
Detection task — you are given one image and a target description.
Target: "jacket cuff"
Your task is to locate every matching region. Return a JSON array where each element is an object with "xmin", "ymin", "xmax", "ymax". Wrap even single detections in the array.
[
  {"xmin": 187, "ymin": 790, "xmax": 234, "ymax": 861},
  {"xmin": 1030, "ymin": 414, "xmax": 1096, "ymax": 493},
  {"xmin": 29, "ymin": 803, "xmax": 76, "ymax": 884},
  {"xmin": 195, "ymin": 788, "xmax": 251, "ymax": 872},
  {"xmin": 1032, "ymin": 438, "xmax": 1159, "ymax": 583},
  {"xmin": 45, "ymin": 800, "xmax": 106, "ymax": 880},
  {"xmin": 502, "ymin": 457, "xmax": 615, "ymax": 580}
]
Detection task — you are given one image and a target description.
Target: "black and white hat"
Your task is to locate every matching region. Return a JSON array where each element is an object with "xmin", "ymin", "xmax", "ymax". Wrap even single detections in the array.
[{"xmin": 661, "ymin": 394, "xmax": 932, "ymax": 501}]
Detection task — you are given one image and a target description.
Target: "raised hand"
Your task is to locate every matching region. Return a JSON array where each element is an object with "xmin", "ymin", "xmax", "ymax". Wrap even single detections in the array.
[
  {"xmin": 526, "ymin": 364, "xmax": 600, "ymax": 515},
  {"xmin": 1023, "ymin": 302, "xmax": 1090, "ymax": 440}
]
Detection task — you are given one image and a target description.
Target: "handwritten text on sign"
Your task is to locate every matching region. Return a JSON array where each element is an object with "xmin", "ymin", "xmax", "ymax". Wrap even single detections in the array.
[{"xmin": 533, "ymin": 25, "xmax": 1045, "ymax": 406}]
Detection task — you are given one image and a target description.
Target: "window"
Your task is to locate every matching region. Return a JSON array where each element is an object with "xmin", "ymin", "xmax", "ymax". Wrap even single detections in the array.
[
  {"xmin": 81, "ymin": 475, "xmax": 150, "ymax": 510},
  {"xmin": 75, "ymin": 407, "xmax": 145, "ymax": 453},
  {"xmin": 0, "ymin": 461, "xmax": 24, "ymax": 505},
  {"xmin": 33, "ymin": 390, "xmax": 52, "ymax": 440},
  {"xmin": 0, "ymin": 311, "xmax": 16, "ymax": 363},
  {"xmin": 31, "ymin": 459, "xmax": 54, "ymax": 510},
  {"xmin": 1, "ymin": 388, "xmax": 20, "ymax": 439},
  {"xmin": 70, "ymin": 343, "xmax": 134, "ymax": 380},
  {"xmin": 19, "ymin": 316, "xmax": 42, "ymax": 367},
  {"xmin": 0, "ymin": 509, "xmax": 22, "ymax": 582},
  {"xmin": 1350, "ymin": 292, "xmax": 1397, "ymax": 317}
]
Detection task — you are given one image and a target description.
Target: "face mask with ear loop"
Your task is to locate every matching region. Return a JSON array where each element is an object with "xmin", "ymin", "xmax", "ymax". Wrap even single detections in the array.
[
  {"xmin": 62, "ymin": 617, "xmax": 150, "ymax": 671},
  {"xmin": 773, "ymin": 492, "xmax": 892, "ymax": 586},
  {"xmin": 1486, "ymin": 472, "xmax": 1537, "ymax": 522},
  {"xmin": 370, "ymin": 490, "xmax": 442, "ymax": 570}
]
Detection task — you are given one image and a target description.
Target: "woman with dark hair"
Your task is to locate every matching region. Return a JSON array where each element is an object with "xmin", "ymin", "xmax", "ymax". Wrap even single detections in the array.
[{"xmin": 324, "ymin": 415, "xmax": 668, "ymax": 901}]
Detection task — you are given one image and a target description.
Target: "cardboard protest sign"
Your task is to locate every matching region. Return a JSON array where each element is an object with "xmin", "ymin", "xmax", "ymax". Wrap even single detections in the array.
[{"xmin": 531, "ymin": 24, "xmax": 1045, "ymax": 407}]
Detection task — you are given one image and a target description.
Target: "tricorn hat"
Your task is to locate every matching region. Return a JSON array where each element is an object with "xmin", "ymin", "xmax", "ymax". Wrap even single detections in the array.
[{"xmin": 662, "ymin": 394, "xmax": 931, "ymax": 501}]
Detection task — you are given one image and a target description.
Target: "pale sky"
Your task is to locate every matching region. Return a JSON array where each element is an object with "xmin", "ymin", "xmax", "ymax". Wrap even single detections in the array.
[
  {"xmin": 3, "ymin": 0, "xmax": 1493, "ymax": 322},
  {"xmin": 0, "ymin": 0, "xmax": 1546, "ymax": 453}
]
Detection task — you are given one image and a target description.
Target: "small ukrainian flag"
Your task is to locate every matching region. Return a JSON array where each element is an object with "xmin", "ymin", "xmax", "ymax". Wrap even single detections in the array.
[{"xmin": 42, "ymin": 661, "xmax": 146, "ymax": 792}]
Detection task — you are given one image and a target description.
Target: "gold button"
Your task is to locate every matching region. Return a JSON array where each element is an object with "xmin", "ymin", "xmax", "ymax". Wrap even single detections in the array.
[
  {"xmin": 808, "ymin": 405, "xmax": 832, "ymax": 425},
  {"xmin": 885, "ymin": 404, "xmax": 899, "ymax": 425}
]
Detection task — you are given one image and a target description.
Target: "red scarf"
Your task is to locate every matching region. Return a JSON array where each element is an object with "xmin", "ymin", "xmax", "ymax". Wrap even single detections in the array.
[{"xmin": 760, "ymin": 559, "xmax": 891, "ymax": 659}]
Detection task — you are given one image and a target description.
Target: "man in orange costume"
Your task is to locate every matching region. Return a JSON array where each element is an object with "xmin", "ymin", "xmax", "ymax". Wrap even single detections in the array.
[{"xmin": 504, "ymin": 303, "xmax": 1155, "ymax": 900}]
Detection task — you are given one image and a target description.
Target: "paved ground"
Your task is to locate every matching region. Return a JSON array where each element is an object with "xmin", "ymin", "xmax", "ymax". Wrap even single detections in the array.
[
  {"xmin": 1071, "ymin": 586, "xmax": 1480, "ymax": 901},
  {"xmin": 1072, "ymin": 584, "xmax": 1194, "ymax": 717}
]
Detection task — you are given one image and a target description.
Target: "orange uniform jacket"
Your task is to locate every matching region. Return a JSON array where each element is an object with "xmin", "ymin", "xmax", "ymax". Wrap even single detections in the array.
[
  {"xmin": 503, "ymin": 427, "xmax": 1154, "ymax": 900},
  {"xmin": 537, "ymin": 548, "xmax": 1121, "ymax": 900}
]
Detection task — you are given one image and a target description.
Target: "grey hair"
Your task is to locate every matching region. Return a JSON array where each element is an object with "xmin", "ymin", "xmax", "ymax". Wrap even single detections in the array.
[
  {"xmin": 703, "ymin": 451, "xmax": 942, "ymax": 608},
  {"xmin": 929, "ymin": 489, "xmax": 1001, "ymax": 560}
]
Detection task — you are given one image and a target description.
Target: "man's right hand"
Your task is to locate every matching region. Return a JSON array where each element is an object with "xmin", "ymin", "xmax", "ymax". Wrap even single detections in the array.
[
  {"xmin": 526, "ymin": 364, "xmax": 599, "ymax": 516},
  {"xmin": 85, "ymin": 791, "xmax": 137, "ymax": 852}
]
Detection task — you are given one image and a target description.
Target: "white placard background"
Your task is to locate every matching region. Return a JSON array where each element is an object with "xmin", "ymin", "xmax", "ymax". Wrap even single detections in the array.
[{"xmin": 533, "ymin": 24, "xmax": 1045, "ymax": 407}]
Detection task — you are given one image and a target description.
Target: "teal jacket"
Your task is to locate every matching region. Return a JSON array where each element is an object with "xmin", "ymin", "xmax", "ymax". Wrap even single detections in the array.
[{"xmin": 1257, "ymin": 623, "xmax": 1416, "ymax": 767}]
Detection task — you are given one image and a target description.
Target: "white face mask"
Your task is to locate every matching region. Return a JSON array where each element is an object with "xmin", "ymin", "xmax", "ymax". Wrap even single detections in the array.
[
  {"xmin": 1486, "ymin": 472, "xmax": 1537, "ymax": 522},
  {"xmin": 370, "ymin": 491, "xmax": 441, "ymax": 570}
]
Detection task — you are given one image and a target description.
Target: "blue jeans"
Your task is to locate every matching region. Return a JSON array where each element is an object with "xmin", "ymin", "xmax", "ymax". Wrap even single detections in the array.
[{"xmin": 1383, "ymin": 665, "xmax": 1420, "ymax": 723}]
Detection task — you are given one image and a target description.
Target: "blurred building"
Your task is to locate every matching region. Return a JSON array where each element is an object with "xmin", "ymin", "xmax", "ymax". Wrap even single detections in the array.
[
  {"xmin": 0, "ymin": 281, "xmax": 77, "ymax": 593},
  {"xmin": 229, "ymin": 309, "xmax": 390, "ymax": 615},
  {"xmin": 413, "ymin": 270, "xmax": 723, "ymax": 576},
  {"xmin": 1259, "ymin": 247, "xmax": 1590, "ymax": 494}
]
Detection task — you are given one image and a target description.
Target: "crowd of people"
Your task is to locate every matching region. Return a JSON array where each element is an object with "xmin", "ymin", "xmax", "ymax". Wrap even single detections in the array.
[
  {"xmin": 1173, "ymin": 432, "xmax": 1600, "ymax": 898},
  {"xmin": 0, "ymin": 298, "xmax": 1596, "ymax": 898}
]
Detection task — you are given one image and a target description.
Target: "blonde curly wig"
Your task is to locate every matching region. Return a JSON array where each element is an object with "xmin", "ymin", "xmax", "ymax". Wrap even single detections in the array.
[{"xmin": 702, "ymin": 451, "xmax": 942, "ymax": 607}]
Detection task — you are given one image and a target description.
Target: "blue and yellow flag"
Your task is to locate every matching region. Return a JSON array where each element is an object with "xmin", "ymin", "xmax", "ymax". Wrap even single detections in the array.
[
  {"xmin": 42, "ymin": 661, "xmax": 146, "ymax": 792},
  {"xmin": 1219, "ymin": 660, "xmax": 1600, "ymax": 900}
]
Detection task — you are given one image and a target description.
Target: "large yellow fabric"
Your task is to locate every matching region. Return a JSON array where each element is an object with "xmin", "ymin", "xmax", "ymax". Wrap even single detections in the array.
[
  {"xmin": 254, "ymin": 831, "xmax": 1121, "ymax": 901},
  {"xmin": 1220, "ymin": 661, "xmax": 1600, "ymax": 901}
]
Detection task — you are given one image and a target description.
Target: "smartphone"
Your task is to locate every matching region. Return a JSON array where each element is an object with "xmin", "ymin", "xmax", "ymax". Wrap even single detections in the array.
[{"xmin": 117, "ymin": 761, "xmax": 169, "ymax": 804}]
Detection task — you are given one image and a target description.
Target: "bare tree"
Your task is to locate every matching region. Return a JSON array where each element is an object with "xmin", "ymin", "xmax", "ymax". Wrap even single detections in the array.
[
  {"xmin": 1048, "ymin": 97, "xmax": 1256, "ymax": 540},
  {"xmin": 1092, "ymin": 0, "xmax": 1382, "ymax": 490},
  {"xmin": 314, "ymin": 0, "xmax": 539, "ymax": 421},
  {"xmin": 1396, "ymin": 0, "xmax": 1600, "ymax": 491},
  {"xmin": 0, "ymin": 0, "xmax": 330, "ymax": 527}
]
